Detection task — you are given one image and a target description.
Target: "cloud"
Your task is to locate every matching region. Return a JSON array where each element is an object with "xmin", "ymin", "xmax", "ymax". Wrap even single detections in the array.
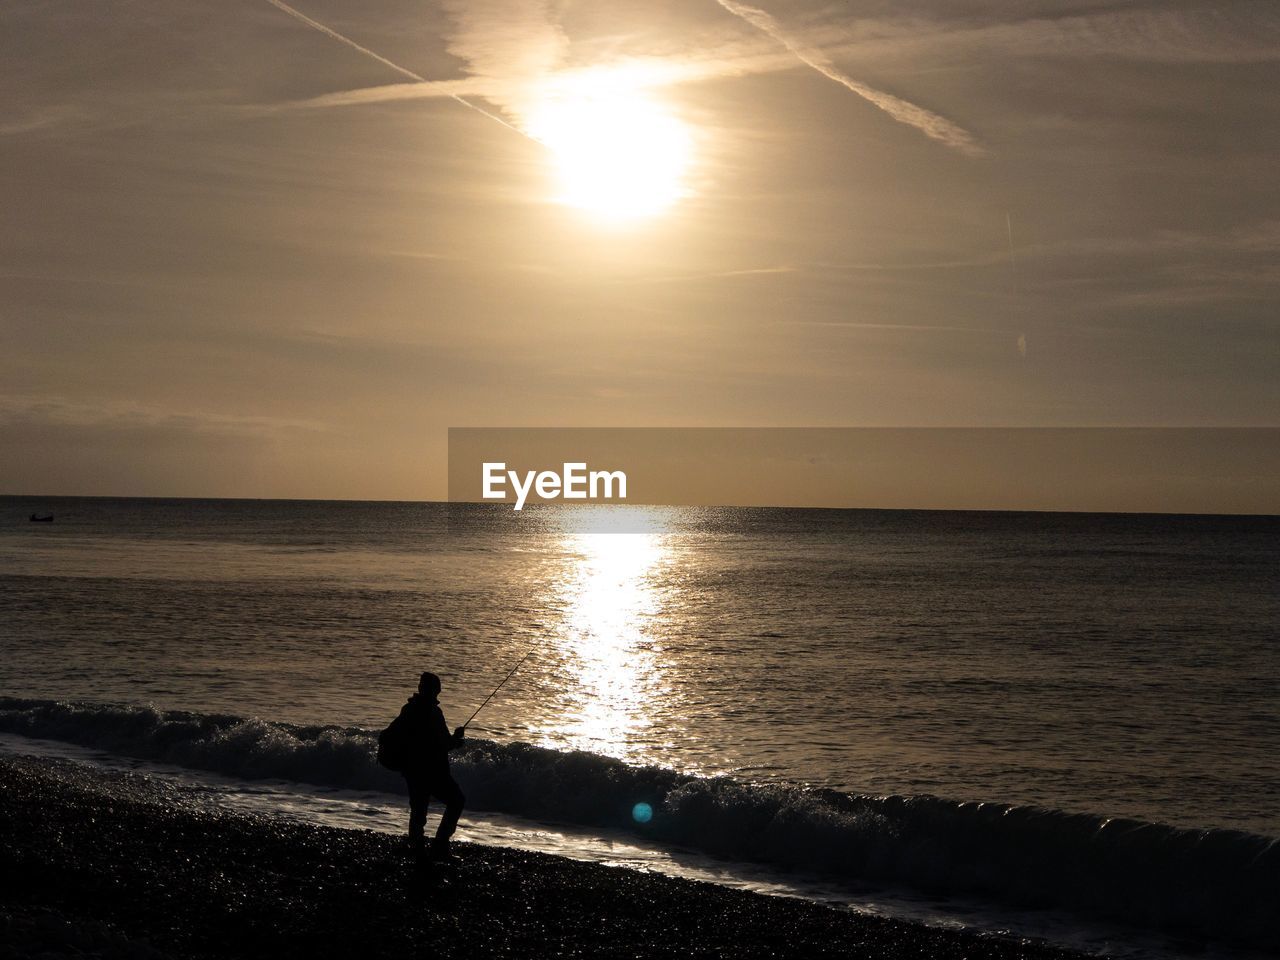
[
  {"xmin": 617, "ymin": 252, "xmax": 1023, "ymax": 286},
  {"xmin": 261, "ymin": 1, "xmax": 1280, "ymax": 121},
  {"xmin": 911, "ymin": 4, "xmax": 1280, "ymax": 65},
  {"xmin": 0, "ymin": 394, "xmax": 333, "ymax": 498},
  {"xmin": 262, "ymin": 77, "xmax": 494, "ymax": 111},
  {"xmin": 0, "ymin": 106, "xmax": 87, "ymax": 137},
  {"xmin": 440, "ymin": 0, "xmax": 568, "ymax": 116},
  {"xmin": 261, "ymin": 0, "xmax": 527, "ymax": 135},
  {"xmin": 749, "ymin": 4, "xmax": 1280, "ymax": 67},
  {"xmin": 260, "ymin": 0, "xmax": 606, "ymax": 141},
  {"xmin": 264, "ymin": 0, "xmax": 423, "ymax": 84},
  {"xmin": 270, "ymin": 46, "xmax": 792, "ymax": 112},
  {"xmin": 713, "ymin": 0, "xmax": 986, "ymax": 157},
  {"xmin": 261, "ymin": 0, "xmax": 992, "ymax": 162},
  {"xmin": 268, "ymin": 0, "xmax": 988, "ymax": 157},
  {"xmin": 1016, "ymin": 221, "xmax": 1280, "ymax": 276},
  {"xmin": 996, "ymin": 221, "xmax": 1280, "ymax": 313},
  {"xmin": 623, "ymin": 264, "xmax": 799, "ymax": 285},
  {"xmin": 0, "ymin": 394, "xmax": 326, "ymax": 439},
  {"xmin": 777, "ymin": 320, "xmax": 1009, "ymax": 334}
]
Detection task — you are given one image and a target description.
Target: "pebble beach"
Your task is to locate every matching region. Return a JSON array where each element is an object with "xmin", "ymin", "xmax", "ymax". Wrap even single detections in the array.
[{"xmin": 0, "ymin": 756, "xmax": 1090, "ymax": 960}]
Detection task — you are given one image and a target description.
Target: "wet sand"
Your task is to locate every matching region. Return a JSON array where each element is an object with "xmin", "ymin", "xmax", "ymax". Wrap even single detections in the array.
[{"xmin": 0, "ymin": 756, "xmax": 1089, "ymax": 959}]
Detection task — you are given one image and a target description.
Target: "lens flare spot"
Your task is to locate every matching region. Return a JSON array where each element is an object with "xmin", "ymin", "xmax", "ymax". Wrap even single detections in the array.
[{"xmin": 632, "ymin": 801, "xmax": 654, "ymax": 823}]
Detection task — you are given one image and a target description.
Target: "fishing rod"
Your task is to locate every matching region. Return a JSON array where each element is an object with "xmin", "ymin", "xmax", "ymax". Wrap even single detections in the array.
[{"xmin": 462, "ymin": 649, "xmax": 534, "ymax": 730}]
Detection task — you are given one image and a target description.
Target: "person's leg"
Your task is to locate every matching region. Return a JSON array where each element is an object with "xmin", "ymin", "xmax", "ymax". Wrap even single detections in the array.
[
  {"xmin": 430, "ymin": 773, "xmax": 466, "ymax": 846},
  {"xmin": 405, "ymin": 772, "xmax": 429, "ymax": 853}
]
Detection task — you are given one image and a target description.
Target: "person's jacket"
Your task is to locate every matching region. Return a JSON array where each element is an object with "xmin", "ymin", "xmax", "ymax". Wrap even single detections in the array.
[{"xmin": 397, "ymin": 693, "xmax": 463, "ymax": 774}]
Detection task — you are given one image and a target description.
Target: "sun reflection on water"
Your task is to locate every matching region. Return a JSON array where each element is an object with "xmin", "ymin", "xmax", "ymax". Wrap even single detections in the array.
[{"xmin": 539, "ymin": 517, "xmax": 670, "ymax": 760}]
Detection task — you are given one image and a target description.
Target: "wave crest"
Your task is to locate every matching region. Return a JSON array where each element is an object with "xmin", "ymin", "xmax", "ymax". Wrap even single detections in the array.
[{"xmin": 1, "ymin": 697, "xmax": 1274, "ymax": 949}]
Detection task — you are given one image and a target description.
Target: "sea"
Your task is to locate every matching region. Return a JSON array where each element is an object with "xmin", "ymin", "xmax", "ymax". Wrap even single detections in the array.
[{"xmin": 2, "ymin": 496, "xmax": 1277, "ymax": 957}]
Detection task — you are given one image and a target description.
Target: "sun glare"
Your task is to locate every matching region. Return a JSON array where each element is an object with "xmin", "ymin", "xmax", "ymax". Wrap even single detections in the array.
[
  {"xmin": 525, "ymin": 75, "xmax": 693, "ymax": 223},
  {"xmin": 529, "ymin": 521, "xmax": 671, "ymax": 761}
]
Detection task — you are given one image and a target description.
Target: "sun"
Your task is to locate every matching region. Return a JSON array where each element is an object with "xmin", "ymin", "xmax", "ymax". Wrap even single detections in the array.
[{"xmin": 524, "ymin": 76, "xmax": 693, "ymax": 223}]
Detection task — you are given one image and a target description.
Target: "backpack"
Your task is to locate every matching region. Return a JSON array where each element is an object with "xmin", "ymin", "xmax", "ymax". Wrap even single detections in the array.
[{"xmin": 376, "ymin": 714, "xmax": 409, "ymax": 772}]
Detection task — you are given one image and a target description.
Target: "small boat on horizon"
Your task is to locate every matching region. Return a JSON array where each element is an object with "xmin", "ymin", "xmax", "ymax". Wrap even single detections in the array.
[{"xmin": 29, "ymin": 513, "xmax": 54, "ymax": 522}]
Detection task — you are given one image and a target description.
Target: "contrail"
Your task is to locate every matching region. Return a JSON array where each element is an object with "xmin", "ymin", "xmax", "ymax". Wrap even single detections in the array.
[
  {"xmin": 715, "ymin": 0, "xmax": 986, "ymax": 157},
  {"xmin": 263, "ymin": 0, "xmax": 530, "ymax": 138}
]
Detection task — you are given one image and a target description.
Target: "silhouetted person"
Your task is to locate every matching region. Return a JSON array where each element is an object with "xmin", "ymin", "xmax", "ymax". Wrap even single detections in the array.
[{"xmin": 397, "ymin": 671, "xmax": 466, "ymax": 861}]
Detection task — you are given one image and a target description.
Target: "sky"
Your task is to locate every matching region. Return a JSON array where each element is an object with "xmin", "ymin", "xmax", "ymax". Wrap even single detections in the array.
[{"xmin": 3, "ymin": 0, "xmax": 1279, "ymax": 502}]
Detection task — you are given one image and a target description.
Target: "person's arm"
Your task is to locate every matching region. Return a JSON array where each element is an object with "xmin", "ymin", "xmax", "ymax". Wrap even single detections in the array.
[{"xmin": 433, "ymin": 706, "xmax": 465, "ymax": 750}]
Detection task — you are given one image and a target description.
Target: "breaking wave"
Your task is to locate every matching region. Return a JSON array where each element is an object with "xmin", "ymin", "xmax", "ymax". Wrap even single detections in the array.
[{"xmin": 1, "ymin": 696, "xmax": 1275, "ymax": 949}]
